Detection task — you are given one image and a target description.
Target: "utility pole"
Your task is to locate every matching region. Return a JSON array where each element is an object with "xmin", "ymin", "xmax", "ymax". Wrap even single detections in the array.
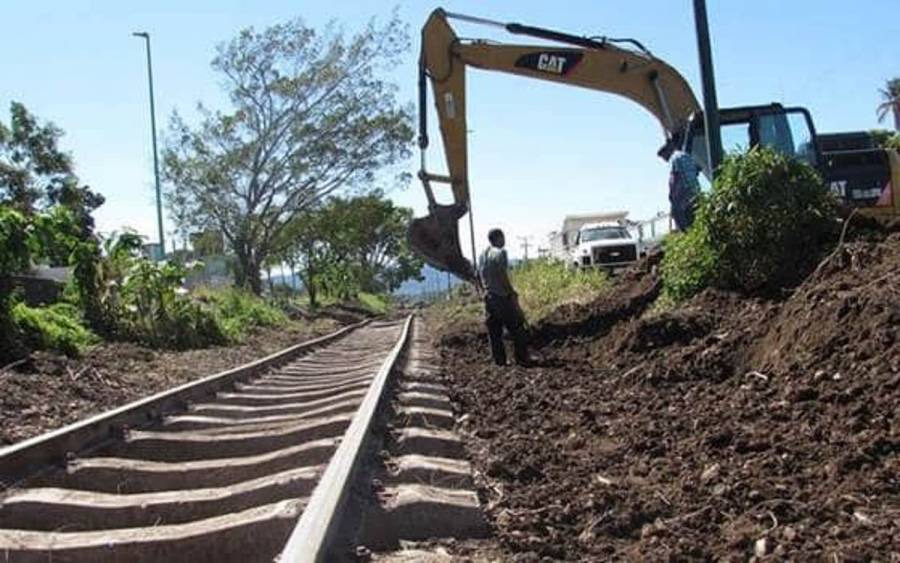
[
  {"xmin": 518, "ymin": 236, "xmax": 531, "ymax": 262},
  {"xmin": 132, "ymin": 31, "xmax": 165, "ymax": 259},
  {"xmin": 692, "ymin": 0, "xmax": 723, "ymax": 177}
]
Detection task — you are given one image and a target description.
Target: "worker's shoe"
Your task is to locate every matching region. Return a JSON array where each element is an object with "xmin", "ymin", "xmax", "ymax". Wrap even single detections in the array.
[{"xmin": 514, "ymin": 355, "xmax": 539, "ymax": 368}]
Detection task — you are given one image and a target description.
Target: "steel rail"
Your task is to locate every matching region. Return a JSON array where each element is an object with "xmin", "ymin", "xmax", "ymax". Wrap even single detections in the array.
[
  {"xmin": 0, "ymin": 320, "xmax": 369, "ymax": 488},
  {"xmin": 278, "ymin": 315, "xmax": 413, "ymax": 562}
]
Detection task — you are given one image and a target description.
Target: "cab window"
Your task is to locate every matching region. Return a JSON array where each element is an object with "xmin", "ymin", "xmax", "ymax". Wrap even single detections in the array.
[{"xmin": 758, "ymin": 110, "xmax": 818, "ymax": 167}]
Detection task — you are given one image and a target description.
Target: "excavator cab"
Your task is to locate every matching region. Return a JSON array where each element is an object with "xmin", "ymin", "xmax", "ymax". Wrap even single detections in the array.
[{"xmin": 685, "ymin": 104, "xmax": 821, "ymax": 178}]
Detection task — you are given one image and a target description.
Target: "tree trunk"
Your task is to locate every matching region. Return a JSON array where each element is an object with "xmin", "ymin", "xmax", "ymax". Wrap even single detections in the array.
[
  {"xmin": 236, "ymin": 259, "xmax": 263, "ymax": 295},
  {"xmin": 307, "ymin": 276, "xmax": 317, "ymax": 309},
  {"xmin": 305, "ymin": 244, "xmax": 317, "ymax": 309},
  {"xmin": 233, "ymin": 240, "xmax": 264, "ymax": 295},
  {"xmin": 289, "ymin": 260, "xmax": 298, "ymax": 291},
  {"xmin": 248, "ymin": 266, "xmax": 263, "ymax": 295}
]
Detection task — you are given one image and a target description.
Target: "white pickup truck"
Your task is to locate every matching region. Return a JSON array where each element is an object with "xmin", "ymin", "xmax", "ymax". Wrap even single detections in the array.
[
  {"xmin": 549, "ymin": 212, "xmax": 641, "ymax": 270},
  {"xmin": 568, "ymin": 222, "xmax": 640, "ymax": 269}
]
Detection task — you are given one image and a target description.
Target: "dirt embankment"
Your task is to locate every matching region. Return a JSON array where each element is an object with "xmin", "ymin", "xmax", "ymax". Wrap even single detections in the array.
[
  {"xmin": 438, "ymin": 235, "xmax": 900, "ymax": 560},
  {"xmin": 0, "ymin": 320, "xmax": 339, "ymax": 447}
]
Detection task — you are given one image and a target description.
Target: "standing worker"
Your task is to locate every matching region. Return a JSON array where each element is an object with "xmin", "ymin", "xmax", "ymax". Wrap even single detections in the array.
[
  {"xmin": 668, "ymin": 148, "xmax": 702, "ymax": 231},
  {"xmin": 478, "ymin": 228, "xmax": 531, "ymax": 366}
]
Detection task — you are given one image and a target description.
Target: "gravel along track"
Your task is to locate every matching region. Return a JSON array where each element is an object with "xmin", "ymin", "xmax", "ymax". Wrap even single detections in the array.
[{"xmin": 0, "ymin": 319, "xmax": 408, "ymax": 563}]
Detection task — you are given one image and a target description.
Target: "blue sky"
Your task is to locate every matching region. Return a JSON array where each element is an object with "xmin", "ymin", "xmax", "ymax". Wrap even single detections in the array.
[{"xmin": 1, "ymin": 1, "xmax": 897, "ymax": 259}]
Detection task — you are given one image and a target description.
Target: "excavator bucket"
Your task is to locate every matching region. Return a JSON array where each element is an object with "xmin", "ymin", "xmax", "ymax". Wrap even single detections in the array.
[{"xmin": 407, "ymin": 203, "xmax": 477, "ymax": 283}]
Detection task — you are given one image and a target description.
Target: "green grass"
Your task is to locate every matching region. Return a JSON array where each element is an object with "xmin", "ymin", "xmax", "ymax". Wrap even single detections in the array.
[
  {"xmin": 511, "ymin": 259, "xmax": 610, "ymax": 322},
  {"xmin": 425, "ymin": 287, "xmax": 483, "ymax": 330},
  {"xmin": 291, "ymin": 292, "xmax": 342, "ymax": 310},
  {"xmin": 291, "ymin": 291, "xmax": 391, "ymax": 316},
  {"xmin": 356, "ymin": 292, "xmax": 391, "ymax": 315},
  {"xmin": 13, "ymin": 302, "xmax": 99, "ymax": 357},
  {"xmin": 427, "ymin": 260, "xmax": 610, "ymax": 332}
]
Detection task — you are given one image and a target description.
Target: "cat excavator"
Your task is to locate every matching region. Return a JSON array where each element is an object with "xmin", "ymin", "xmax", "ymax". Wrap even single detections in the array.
[{"xmin": 408, "ymin": 8, "xmax": 900, "ymax": 282}]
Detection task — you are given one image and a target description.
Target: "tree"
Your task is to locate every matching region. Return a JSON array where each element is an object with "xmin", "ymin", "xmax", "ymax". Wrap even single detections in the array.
[
  {"xmin": 317, "ymin": 192, "xmax": 423, "ymax": 293},
  {"xmin": 278, "ymin": 207, "xmax": 326, "ymax": 307},
  {"xmin": 877, "ymin": 77, "xmax": 900, "ymax": 131},
  {"xmin": 0, "ymin": 102, "xmax": 103, "ymax": 239},
  {"xmin": 0, "ymin": 206, "xmax": 31, "ymax": 360},
  {"xmin": 190, "ymin": 229, "xmax": 226, "ymax": 257},
  {"xmin": 164, "ymin": 15, "xmax": 414, "ymax": 294},
  {"xmin": 279, "ymin": 192, "xmax": 423, "ymax": 307}
]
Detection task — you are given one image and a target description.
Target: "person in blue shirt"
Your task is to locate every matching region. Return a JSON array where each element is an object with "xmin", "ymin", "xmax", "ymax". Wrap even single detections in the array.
[{"xmin": 669, "ymin": 149, "xmax": 701, "ymax": 231}]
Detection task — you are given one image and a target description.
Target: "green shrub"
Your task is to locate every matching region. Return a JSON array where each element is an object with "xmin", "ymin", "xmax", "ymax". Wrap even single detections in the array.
[
  {"xmin": 661, "ymin": 147, "xmax": 837, "ymax": 301},
  {"xmin": 511, "ymin": 259, "xmax": 610, "ymax": 322},
  {"xmin": 13, "ymin": 302, "xmax": 99, "ymax": 357},
  {"xmin": 194, "ymin": 287, "xmax": 287, "ymax": 338},
  {"xmin": 62, "ymin": 233, "xmax": 232, "ymax": 350},
  {"xmin": 706, "ymin": 147, "xmax": 837, "ymax": 292},
  {"xmin": 660, "ymin": 220, "xmax": 716, "ymax": 303},
  {"xmin": 0, "ymin": 206, "xmax": 31, "ymax": 361},
  {"xmin": 118, "ymin": 259, "xmax": 231, "ymax": 349},
  {"xmin": 156, "ymin": 298, "xmax": 231, "ymax": 350}
]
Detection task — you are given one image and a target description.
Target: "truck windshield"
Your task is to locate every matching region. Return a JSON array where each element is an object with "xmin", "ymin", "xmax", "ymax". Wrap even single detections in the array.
[{"xmin": 580, "ymin": 227, "xmax": 629, "ymax": 242}]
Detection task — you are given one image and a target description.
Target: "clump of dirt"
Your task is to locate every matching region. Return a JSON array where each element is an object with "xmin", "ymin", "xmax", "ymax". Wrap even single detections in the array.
[
  {"xmin": 531, "ymin": 251, "xmax": 662, "ymax": 347},
  {"xmin": 436, "ymin": 236, "xmax": 900, "ymax": 560},
  {"xmin": 612, "ymin": 306, "xmax": 716, "ymax": 354},
  {"xmin": 0, "ymin": 320, "xmax": 338, "ymax": 447}
]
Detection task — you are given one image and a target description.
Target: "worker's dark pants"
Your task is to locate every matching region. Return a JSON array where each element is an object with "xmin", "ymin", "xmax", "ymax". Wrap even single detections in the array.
[
  {"xmin": 671, "ymin": 191, "xmax": 697, "ymax": 231},
  {"xmin": 484, "ymin": 293, "xmax": 529, "ymax": 366}
]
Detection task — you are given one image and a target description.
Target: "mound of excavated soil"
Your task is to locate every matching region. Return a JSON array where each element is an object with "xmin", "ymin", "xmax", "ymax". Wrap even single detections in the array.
[
  {"xmin": 438, "ymin": 236, "xmax": 899, "ymax": 560},
  {"xmin": 531, "ymin": 251, "xmax": 663, "ymax": 347}
]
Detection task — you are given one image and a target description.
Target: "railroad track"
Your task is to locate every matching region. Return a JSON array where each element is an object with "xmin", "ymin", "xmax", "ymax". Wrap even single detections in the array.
[{"xmin": 0, "ymin": 318, "xmax": 412, "ymax": 563}]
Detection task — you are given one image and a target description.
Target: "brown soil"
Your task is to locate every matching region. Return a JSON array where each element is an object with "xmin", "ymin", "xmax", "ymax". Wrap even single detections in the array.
[
  {"xmin": 437, "ymin": 236, "xmax": 900, "ymax": 561},
  {"xmin": 0, "ymin": 320, "xmax": 339, "ymax": 446}
]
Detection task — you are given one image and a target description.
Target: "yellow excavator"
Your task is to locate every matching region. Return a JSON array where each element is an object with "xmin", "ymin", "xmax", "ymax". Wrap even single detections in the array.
[{"xmin": 408, "ymin": 9, "xmax": 900, "ymax": 282}]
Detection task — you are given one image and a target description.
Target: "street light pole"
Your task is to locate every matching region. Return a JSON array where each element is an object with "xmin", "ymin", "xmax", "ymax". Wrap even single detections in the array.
[
  {"xmin": 132, "ymin": 31, "xmax": 165, "ymax": 259},
  {"xmin": 692, "ymin": 0, "xmax": 723, "ymax": 177}
]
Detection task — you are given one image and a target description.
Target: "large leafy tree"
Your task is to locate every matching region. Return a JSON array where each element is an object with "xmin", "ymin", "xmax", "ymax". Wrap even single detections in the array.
[
  {"xmin": 164, "ymin": 16, "xmax": 414, "ymax": 294},
  {"xmin": 279, "ymin": 192, "xmax": 423, "ymax": 307},
  {"xmin": 877, "ymin": 77, "xmax": 900, "ymax": 131},
  {"xmin": 0, "ymin": 102, "xmax": 104, "ymax": 241},
  {"xmin": 317, "ymin": 192, "xmax": 423, "ymax": 293},
  {"xmin": 278, "ymin": 207, "xmax": 327, "ymax": 307}
]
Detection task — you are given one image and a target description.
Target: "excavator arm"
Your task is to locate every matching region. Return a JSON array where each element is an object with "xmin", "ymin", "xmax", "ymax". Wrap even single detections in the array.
[{"xmin": 410, "ymin": 9, "xmax": 701, "ymax": 282}]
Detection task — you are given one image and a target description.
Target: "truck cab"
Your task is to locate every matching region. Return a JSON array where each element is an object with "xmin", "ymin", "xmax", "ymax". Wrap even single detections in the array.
[{"xmin": 570, "ymin": 222, "xmax": 639, "ymax": 270}]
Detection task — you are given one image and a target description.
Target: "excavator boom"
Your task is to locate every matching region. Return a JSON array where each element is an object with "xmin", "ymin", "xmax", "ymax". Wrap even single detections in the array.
[{"xmin": 410, "ymin": 9, "xmax": 701, "ymax": 281}]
